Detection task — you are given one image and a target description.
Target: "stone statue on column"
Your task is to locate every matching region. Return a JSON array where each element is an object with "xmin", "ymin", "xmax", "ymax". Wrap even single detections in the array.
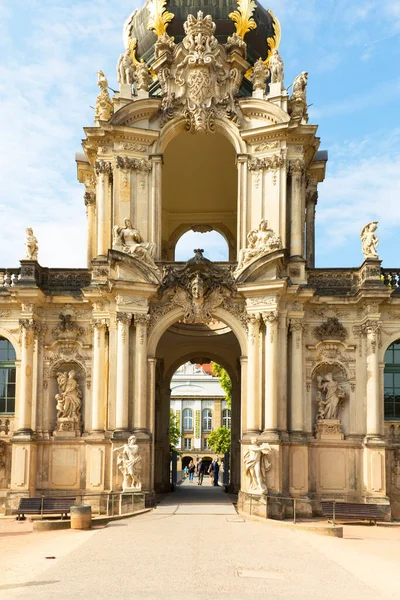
[
  {"xmin": 244, "ymin": 437, "xmax": 272, "ymax": 494},
  {"xmin": 25, "ymin": 228, "xmax": 38, "ymax": 261},
  {"xmin": 289, "ymin": 71, "xmax": 308, "ymax": 123},
  {"xmin": 269, "ymin": 48, "xmax": 284, "ymax": 84},
  {"xmin": 361, "ymin": 222, "xmax": 379, "ymax": 259},
  {"xmin": 114, "ymin": 435, "xmax": 142, "ymax": 491},
  {"xmin": 117, "ymin": 48, "xmax": 135, "ymax": 85},
  {"xmin": 95, "ymin": 70, "xmax": 114, "ymax": 122},
  {"xmin": 250, "ymin": 58, "xmax": 269, "ymax": 93}
]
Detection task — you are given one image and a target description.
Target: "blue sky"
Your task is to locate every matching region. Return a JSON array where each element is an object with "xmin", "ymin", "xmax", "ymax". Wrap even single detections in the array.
[{"xmin": 0, "ymin": 0, "xmax": 399, "ymax": 268}]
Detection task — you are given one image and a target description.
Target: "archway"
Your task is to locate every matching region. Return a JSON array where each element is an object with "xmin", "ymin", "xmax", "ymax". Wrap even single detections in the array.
[
  {"xmin": 175, "ymin": 230, "xmax": 230, "ymax": 262},
  {"xmin": 161, "ymin": 130, "xmax": 238, "ymax": 260},
  {"xmin": 152, "ymin": 317, "xmax": 242, "ymax": 495}
]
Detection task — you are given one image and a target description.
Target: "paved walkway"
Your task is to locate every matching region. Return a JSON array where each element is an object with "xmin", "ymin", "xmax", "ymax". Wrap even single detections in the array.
[{"xmin": 1, "ymin": 483, "xmax": 400, "ymax": 600}]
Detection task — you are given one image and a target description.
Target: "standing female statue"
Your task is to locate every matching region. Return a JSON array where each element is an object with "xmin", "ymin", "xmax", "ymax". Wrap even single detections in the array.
[{"xmin": 25, "ymin": 228, "xmax": 39, "ymax": 260}]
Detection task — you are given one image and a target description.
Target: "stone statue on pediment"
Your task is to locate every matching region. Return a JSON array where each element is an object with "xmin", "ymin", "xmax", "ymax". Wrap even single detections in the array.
[
  {"xmin": 117, "ymin": 48, "xmax": 135, "ymax": 85},
  {"xmin": 113, "ymin": 219, "xmax": 157, "ymax": 269},
  {"xmin": 236, "ymin": 220, "xmax": 281, "ymax": 273}
]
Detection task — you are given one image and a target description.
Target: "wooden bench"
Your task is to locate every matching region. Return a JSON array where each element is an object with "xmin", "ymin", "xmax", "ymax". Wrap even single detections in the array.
[
  {"xmin": 321, "ymin": 501, "xmax": 384, "ymax": 525},
  {"xmin": 13, "ymin": 497, "xmax": 76, "ymax": 520}
]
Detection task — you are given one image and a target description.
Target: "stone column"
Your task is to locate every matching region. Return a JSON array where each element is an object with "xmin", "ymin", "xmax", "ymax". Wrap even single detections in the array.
[
  {"xmin": 150, "ymin": 154, "xmax": 163, "ymax": 260},
  {"xmin": 290, "ymin": 318, "xmax": 304, "ymax": 435},
  {"xmin": 94, "ymin": 160, "xmax": 112, "ymax": 257},
  {"xmin": 84, "ymin": 191, "xmax": 96, "ymax": 267},
  {"xmin": 133, "ymin": 314, "xmax": 150, "ymax": 434},
  {"xmin": 289, "ymin": 159, "xmax": 305, "ymax": 258},
  {"xmin": 17, "ymin": 319, "xmax": 36, "ymax": 434},
  {"xmin": 245, "ymin": 314, "xmax": 261, "ymax": 434},
  {"xmin": 237, "ymin": 155, "xmax": 248, "ymax": 255},
  {"xmin": 305, "ymin": 189, "xmax": 317, "ymax": 268},
  {"xmin": 91, "ymin": 320, "xmax": 107, "ymax": 432},
  {"xmin": 262, "ymin": 311, "xmax": 279, "ymax": 438},
  {"xmin": 278, "ymin": 313, "xmax": 288, "ymax": 433},
  {"xmin": 114, "ymin": 312, "xmax": 132, "ymax": 434},
  {"xmin": 365, "ymin": 320, "xmax": 382, "ymax": 439}
]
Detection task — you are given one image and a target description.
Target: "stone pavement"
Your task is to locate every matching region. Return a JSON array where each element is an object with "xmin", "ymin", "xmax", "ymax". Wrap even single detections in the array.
[{"xmin": 1, "ymin": 481, "xmax": 400, "ymax": 600}]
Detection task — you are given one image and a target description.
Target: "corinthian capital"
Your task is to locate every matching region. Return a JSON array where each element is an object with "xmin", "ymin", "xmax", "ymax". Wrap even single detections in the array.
[
  {"xmin": 134, "ymin": 313, "xmax": 151, "ymax": 326},
  {"xmin": 289, "ymin": 158, "xmax": 305, "ymax": 175},
  {"xmin": 262, "ymin": 310, "xmax": 279, "ymax": 324},
  {"xmin": 94, "ymin": 160, "xmax": 112, "ymax": 175},
  {"xmin": 116, "ymin": 312, "xmax": 133, "ymax": 326}
]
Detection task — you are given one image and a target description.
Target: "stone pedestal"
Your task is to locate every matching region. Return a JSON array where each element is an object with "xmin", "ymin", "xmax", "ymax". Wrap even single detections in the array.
[{"xmin": 315, "ymin": 419, "xmax": 344, "ymax": 440}]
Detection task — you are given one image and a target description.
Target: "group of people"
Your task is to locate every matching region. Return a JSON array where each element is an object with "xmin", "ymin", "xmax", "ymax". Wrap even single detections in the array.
[{"xmin": 184, "ymin": 458, "xmax": 220, "ymax": 486}]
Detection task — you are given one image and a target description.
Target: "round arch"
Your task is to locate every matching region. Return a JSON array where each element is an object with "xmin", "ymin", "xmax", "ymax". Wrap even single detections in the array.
[
  {"xmin": 147, "ymin": 307, "xmax": 248, "ymax": 358},
  {"xmin": 0, "ymin": 329, "xmax": 21, "ymax": 361},
  {"xmin": 380, "ymin": 331, "xmax": 400, "ymax": 363},
  {"xmin": 166, "ymin": 351, "xmax": 238, "ymax": 385},
  {"xmin": 168, "ymin": 223, "xmax": 235, "ymax": 262},
  {"xmin": 152, "ymin": 115, "xmax": 247, "ymax": 155}
]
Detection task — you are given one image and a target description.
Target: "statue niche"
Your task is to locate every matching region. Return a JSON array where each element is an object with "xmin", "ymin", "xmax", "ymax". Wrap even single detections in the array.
[
  {"xmin": 313, "ymin": 363, "xmax": 348, "ymax": 440},
  {"xmin": 52, "ymin": 363, "xmax": 84, "ymax": 437}
]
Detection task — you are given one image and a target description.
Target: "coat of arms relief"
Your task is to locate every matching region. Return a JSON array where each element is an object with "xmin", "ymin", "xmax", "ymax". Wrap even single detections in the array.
[{"xmin": 152, "ymin": 11, "xmax": 249, "ymax": 133}]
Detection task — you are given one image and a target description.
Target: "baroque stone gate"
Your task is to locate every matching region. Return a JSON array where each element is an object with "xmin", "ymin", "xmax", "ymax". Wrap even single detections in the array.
[{"xmin": 0, "ymin": 0, "xmax": 399, "ymax": 518}]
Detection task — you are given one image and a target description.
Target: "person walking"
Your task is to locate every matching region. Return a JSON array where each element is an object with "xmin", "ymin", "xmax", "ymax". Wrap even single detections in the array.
[
  {"xmin": 188, "ymin": 460, "xmax": 195, "ymax": 482},
  {"xmin": 208, "ymin": 461, "xmax": 214, "ymax": 484},
  {"xmin": 197, "ymin": 458, "xmax": 206, "ymax": 485},
  {"xmin": 211, "ymin": 458, "xmax": 220, "ymax": 486}
]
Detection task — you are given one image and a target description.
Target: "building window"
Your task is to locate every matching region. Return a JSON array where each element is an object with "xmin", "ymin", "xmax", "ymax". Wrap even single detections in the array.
[
  {"xmin": 384, "ymin": 340, "xmax": 400, "ymax": 420},
  {"xmin": 222, "ymin": 409, "xmax": 231, "ymax": 429},
  {"xmin": 0, "ymin": 337, "xmax": 16, "ymax": 414},
  {"xmin": 184, "ymin": 438, "xmax": 192, "ymax": 450},
  {"xmin": 203, "ymin": 438, "xmax": 209, "ymax": 450},
  {"xmin": 183, "ymin": 409, "xmax": 193, "ymax": 431},
  {"xmin": 202, "ymin": 409, "xmax": 212, "ymax": 431}
]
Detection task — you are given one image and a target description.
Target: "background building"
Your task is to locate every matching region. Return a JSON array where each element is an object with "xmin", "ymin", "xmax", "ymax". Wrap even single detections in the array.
[{"xmin": 170, "ymin": 362, "xmax": 230, "ymax": 471}]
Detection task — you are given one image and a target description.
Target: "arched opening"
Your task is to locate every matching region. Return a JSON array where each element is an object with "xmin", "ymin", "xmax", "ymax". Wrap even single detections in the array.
[
  {"xmin": 161, "ymin": 131, "xmax": 238, "ymax": 260},
  {"xmin": 175, "ymin": 230, "xmax": 229, "ymax": 262},
  {"xmin": 0, "ymin": 337, "xmax": 16, "ymax": 415},
  {"xmin": 384, "ymin": 340, "xmax": 400, "ymax": 421},
  {"xmin": 153, "ymin": 316, "xmax": 242, "ymax": 495}
]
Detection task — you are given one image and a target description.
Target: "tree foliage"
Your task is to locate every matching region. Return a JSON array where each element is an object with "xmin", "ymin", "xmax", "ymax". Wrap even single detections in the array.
[
  {"xmin": 207, "ymin": 426, "xmax": 231, "ymax": 455},
  {"xmin": 169, "ymin": 410, "xmax": 181, "ymax": 453},
  {"xmin": 212, "ymin": 363, "xmax": 232, "ymax": 408}
]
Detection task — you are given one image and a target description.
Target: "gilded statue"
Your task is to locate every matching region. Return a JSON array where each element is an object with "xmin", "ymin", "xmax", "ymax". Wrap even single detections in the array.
[{"xmin": 360, "ymin": 221, "xmax": 379, "ymax": 259}]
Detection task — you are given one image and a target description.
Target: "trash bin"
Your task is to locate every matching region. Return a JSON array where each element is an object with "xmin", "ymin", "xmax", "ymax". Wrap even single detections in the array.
[{"xmin": 70, "ymin": 504, "xmax": 92, "ymax": 530}]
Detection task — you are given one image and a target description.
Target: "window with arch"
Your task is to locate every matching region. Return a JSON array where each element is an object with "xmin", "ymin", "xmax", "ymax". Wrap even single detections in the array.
[
  {"xmin": 0, "ymin": 337, "xmax": 16, "ymax": 414},
  {"xmin": 222, "ymin": 409, "xmax": 231, "ymax": 429},
  {"xmin": 384, "ymin": 340, "xmax": 400, "ymax": 420},
  {"xmin": 202, "ymin": 409, "xmax": 212, "ymax": 431},
  {"xmin": 183, "ymin": 408, "xmax": 193, "ymax": 431}
]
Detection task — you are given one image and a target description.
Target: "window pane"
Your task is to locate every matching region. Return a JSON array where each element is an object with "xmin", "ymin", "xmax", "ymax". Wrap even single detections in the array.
[
  {"xmin": 0, "ymin": 398, "xmax": 5, "ymax": 413},
  {"xmin": 6, "ymin": 398, "xmax": 15, "ymax": 413},
  {"xmin": 0, "ymin": 370, "xmax": 6, "ymax": 399},
  {"xmin": 384, "ymin": 373, "xmax": 394, "ymax": 386}
]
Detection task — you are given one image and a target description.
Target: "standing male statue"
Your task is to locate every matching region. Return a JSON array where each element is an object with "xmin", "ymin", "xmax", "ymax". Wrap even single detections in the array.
[{"xmin": 114, "ymin": 435, "xmax": 142, "ymax": 491}]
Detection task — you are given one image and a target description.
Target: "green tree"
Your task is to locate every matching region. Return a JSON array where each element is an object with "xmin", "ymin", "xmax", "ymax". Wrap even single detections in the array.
[
  {"xmin": 169, "ymin": 410, "xmax": 181, "ymax": 454},
  {"xmin": 207, "ymin": 426, "xmax": 231, "ymax": 455},
  {"xmin": 212, "ymin": 363, "xmax": 232, "ymax": 408}
]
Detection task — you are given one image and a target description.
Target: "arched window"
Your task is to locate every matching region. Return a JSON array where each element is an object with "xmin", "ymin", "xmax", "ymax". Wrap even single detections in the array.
[
  {"xmin": 175, "ymin": 231, "xmax": 229, "ymax": 261},
  {"xmin": 222, "ymin": 409, "xmax": 231, "ymax": 429},
  {"xmin": 0, "ymin": 337, "xmax": 16, "ymax": 414},
  {"xmin": 384, "ymin": 340, "xmax": 400, "ymax": 420},
  {"xmin": 202, "ymin": 409, "xmax": 212, "ymax": 431},
  {"xmin": 183, "ymin": 409, "xmax": 193, "ymax": 431}
]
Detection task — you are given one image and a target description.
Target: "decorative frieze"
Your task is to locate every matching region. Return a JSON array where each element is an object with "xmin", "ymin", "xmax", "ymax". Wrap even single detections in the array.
[{"xmin": 115, "ymin": 156, "xmax": 152, "ymax": 172}]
